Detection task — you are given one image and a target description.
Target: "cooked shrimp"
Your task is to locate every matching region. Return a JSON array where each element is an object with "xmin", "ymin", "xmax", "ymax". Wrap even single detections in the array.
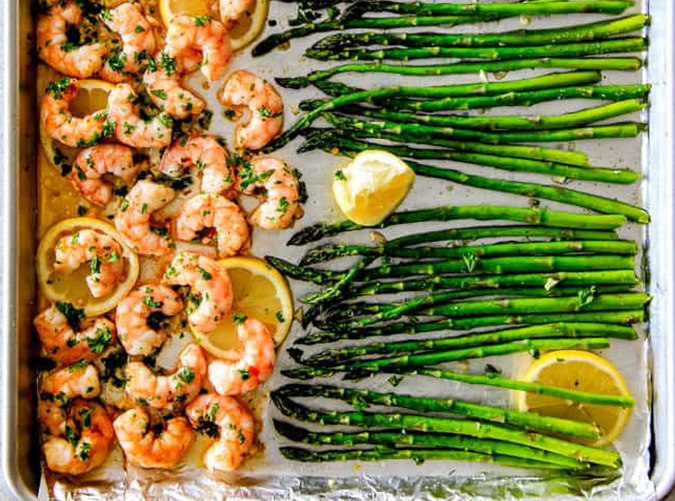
[
  {"xmin": 38, "ymin": 363, "xmax": 100, "ymax": 436},
  {"xmin": 42, "ymin": 400, "xmax": 114, "ymax": 475},
  {"xmin": 40, "ymin": 78, "xmax": 109, "ymax": 148},
  {"xmin": 208, "ymin": 317, "xmax": 275, "ymax": 395},
  {"xmin": 143, "ymin": 63, "xmax": 205, "ymax": 119},
  {"xmin": 125, "ymin": 343, "xmax": 206, "ymax": 410},
  {"xmin": 185, "ymin": 393, "xmax": 254, "ymax": 471},
  {"xmin": 159, "ymin": 136, "xmax": 234, "ymax": 194},
  {"xmin": 115, "ymin": 180, "xmax": 175, "ymax": 256},
  {"xmin": 37, "ymin": 1, "xmax": 107, "ymax": 78},
  {"xmin": 218, "ymin": 70, "xmax": 283, "ymax": 150},
  {"xmin": 53, "ymin": 229, "xmax": 124, "ymax": 298},
  {"xmin": 175, "ymin": 194, "xmax": 249, "ymax": 257},
  {"xmin": 115, "ymin": 284, "xmax": 184, "ymax": 356},
  {"xmin": 165, "ymin": 15, "xmax": 231, "ymax": 81},
  {"xmin": 35, "ymin": 306, "xmax": 116, "ymax": 365},
  {"xmin": 99, "ymin": 3, "xmax": 157, "ymax": 82},
  {"xmin": 71, "ymin": 145, "xmax": 139, "ymax": 206},
  {"xmin": 162, "ymin": 251, "xmax": 232, "ymax": 332},
  {"xmin": 238, "ymin": 157, "xmax": 304, "ymax": 229},
  {"xmin": 114, "ymin": 408, "xmax": 194, "ymax": 468},
  {"xmin": 219, "ymin": 0, "xmax": 254, "ymax": 27},
  {"xmin": 107, "ymin": 83, "xmax": 173, "ymax": 148}
]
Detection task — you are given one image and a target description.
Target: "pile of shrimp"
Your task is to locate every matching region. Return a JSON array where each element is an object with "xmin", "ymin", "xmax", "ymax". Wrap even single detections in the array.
[{"xmin": 34, "ymin": 0, "xmax": 304, "ymax": 477}]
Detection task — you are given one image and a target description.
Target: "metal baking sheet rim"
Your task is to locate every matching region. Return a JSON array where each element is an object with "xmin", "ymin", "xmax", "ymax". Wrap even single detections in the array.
[{"xmin": 2, "ymin": 0, "xmax": 675, "ymax": 500}]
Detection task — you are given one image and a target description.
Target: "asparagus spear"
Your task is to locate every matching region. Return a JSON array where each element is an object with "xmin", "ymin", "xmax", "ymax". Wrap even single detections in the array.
[
  {"xmin": 267, "ymin": 255, "xmax": 636, "ymax": 285},
  {"xmin": 287, "ymin": 338, "xmax": 612, "ymax": 378},
  {"xmin": 302, "ymin": 238, "xmax": 633, "ymax": 265},
  {"xmin": 303, "ymin": 131, "xmax": 640, "ymax": 184},
  {"xmin": 324, "ymin": 286, "xmax": 637, "ymax": 321},
  {"xmin": 296, "ymin": 310, "xmax": 644, "ymax": 345},
  {"xmin": 306, "ymin": 38, "xmax": 647, "ymax": 62},
  {"xmin": 253, "ymin": 15, "xmax": 492, "ymax": 57},
  {"xmin": 273, "ymin": 383, "xmax": 602, "ymax": 438},
  {"xmin": 301, "ymin": 126, "xmax": 592, "ymax": 166},
  {"xmin": 401, "ymin": 367, "xmax": 637, "ymax": 407},
  {"xmin": 406, "ymin": 160, "xmax": 649, "ymax": 222},
  {"xmin": 311, "ymin": 14, "xmax": 649, "ymax": 51},
  {"xmin": 301, "ymin": 323, "xmax": 637, "ymax": 365},
  {"xmin": 334, "ymin": 99, "xmax": 647, "ymax": 132},
  {"xmin": 302, "ymin": 84, "xmax": 652, "ymax": 114},
  {"xmin": 311, "ymin": 70, "xmax": 603, "ymax": 102},
  {"xmin": 271, "ymin": 394, "xmax": 622, "ymax": 467},
  {"xmin": 318, "ymin": 293, "xmax": 650, "ymax": 331},
  {"xmin": 340, "ymin": 0, "xmax": 634, "ymax": 19},
  {"xmin": 348, "ymin": 270, "xmax": 636, "ymax": 300},
  {"xmin": 325, "ymin": 112, "xmax": 645, "ymax": 145},
  {"xmin": 280, "ymin": 446, "xmax": 570, "ymax": 469},
  {"xmin": 275, "ymin": 422, "xmax": 587, "ymax": 469},
  {"xmin": 287, "ymin": 206, "xmax": 627, "ymax": 246},
  {"xmin": 301, "ymin": 226, "xmax": 620, "ymax": 265},
  {"xmin": 277, "ymin": 58, "xmax": 643, "ymax": 89}
]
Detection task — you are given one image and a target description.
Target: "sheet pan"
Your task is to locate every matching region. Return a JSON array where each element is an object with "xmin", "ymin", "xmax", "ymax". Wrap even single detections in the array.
[{"xmin": 2, "ymin": 0, "xmax": 675, "ymax": 499}]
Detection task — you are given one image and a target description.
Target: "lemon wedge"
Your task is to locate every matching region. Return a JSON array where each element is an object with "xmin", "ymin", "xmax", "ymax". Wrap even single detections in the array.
[
  {"xmin": 517, "ymin": 350, "xmax": 633, "ymax": 447},
  {"xmin": 332, "ymin": 150, "xmax": 415, "ymax": 226},
  {"xmin": 36, "ymin": 218, "xmax": 140, "ymax": 316},
  {"xmin": 39, "ymin": 78, "xmax": 114, "ymax": 173},
  {"xmin": 159, "ymin": 0, "xmax": 268, "ymax": 50},
  {"xmin": 190, "ymin": 256, "xmax": 293, "ymax": 359}
]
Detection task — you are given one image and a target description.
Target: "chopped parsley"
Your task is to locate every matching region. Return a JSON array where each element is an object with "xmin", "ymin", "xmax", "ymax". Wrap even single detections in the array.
[{"xmin": 55, "ymin": 302, "xmax": 84, "ymax": 330}]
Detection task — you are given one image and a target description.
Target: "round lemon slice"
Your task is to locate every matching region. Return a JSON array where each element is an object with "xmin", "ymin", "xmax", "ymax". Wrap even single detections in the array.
[
  {"xmin": 159, "ymin": 0, "xmax": 268, "ymax": 50},
  {"xmin": 39, "ymin": 79, "xmax": 114, "ymax": 173},
  {"xmin": 332, "ymin": 150, "xmax": 415, "ymax": 226},
  {"xmin": 190, "ymin": 256, "xmax": 293, "ymax": 359},
  {"xmin": 517, "ymin": 350, "xmax": 633, "ymax": 447},
  {"xmin": 36, "ymin": 218, "xmax": 140, "ymax": 316}
]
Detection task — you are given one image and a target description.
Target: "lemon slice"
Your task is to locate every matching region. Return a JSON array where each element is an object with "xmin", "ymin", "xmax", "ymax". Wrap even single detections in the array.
[
  {"xmin": 227, "ymin": 0, "xmax": 269, "ymax": 50},
  {"xmin": 517, "ymin": 350, "xmax": 633, "ymax": 447},
  {"xmin": 190, "ymin": 256, "xmax": 293, "ymax": 359},
  {"xmin": 332, "ymin": 150, "xmax": 415, "ymax": 226},
  {"xmin": 39, "ymin": 79, "xmax": 114, "ymax": 173},
  {"xmin": 159, "ymin": 0, "xmax": 268, "ymax": 50},
  {"xmin": 36, "ymin": 218, "xmax": 140, "ymax": 316}
]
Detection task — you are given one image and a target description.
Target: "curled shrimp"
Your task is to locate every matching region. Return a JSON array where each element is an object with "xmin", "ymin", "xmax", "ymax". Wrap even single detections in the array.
[
  {"xmin": 42, "ymin": 400, "xmax": 114, "ymax": 475},
  {"xmin": 40, "ymin": 78, "xmax": 109, "ymax": 148},
  {"xmin": 115, "ymin": 180, "xmax": 175, "ymax": 256},
  {"xmin": 38, "ymin": 363, "xmax": 100, "ymax": 436},
  {"xmin": 208, "ymin": 317, "xmax": 275, "ymax": 395},
  {"xmin": 143, "ymin": 61, "xmax": 205, "ymax": 120},
  {"xmin": 165, "ymin": 15, "xmax": 231, "ymax": 81},
  {"xmin": 71, "ymin": 144, "xmax": 139, "ymax": 206},
  {"xmin": 218, "ymin": 70, "xmax": 283, "ymax": 150},
  {"xmin": 34, "ymin": 306, "xmax": 117, "ymax": 365},
  {"xmin": 107, "ymin": 83, "xmax": 173, "ymax": 148},
  {"xmin": 185, "ymin": 393, "xmax": 254, "ymax": 471},
  {"xmin": 114, "ymin": 408, "xmax": 194, "ymax": 468},
  {"xmin": 99, "ymin": 3, "xmax": 157, "ymax": 82},
  {"xmin": 125, "ymin": 343, "xmax": 206, "ymax": 411},
  {"xmin": 175, "ymin": 194, "xmax": 249, "ymax": 257},
  {"xmin": 37, "ymin": 1, "xmax": 107, "ymax": 78},
  {"xmin": 238, "ymin": 157, "xmax": 304, "ymax": 229},
  {"xmin": 162, "ymin": 251, "xmax": 232, "ymax": 333},
  {"xmin": 159, "ymin": 135, "xmax": 234, "ymax": 194},
  {"xmin": 219, "ymin": 0, "xmax": 254, "ymax": 27},
  {"xmin": 115, "ymin": 284, "xmax": 184, "ymax": 356},
  {"xmin": 53, "ymin": 229, "xmax": 124, "ymax": 298}
]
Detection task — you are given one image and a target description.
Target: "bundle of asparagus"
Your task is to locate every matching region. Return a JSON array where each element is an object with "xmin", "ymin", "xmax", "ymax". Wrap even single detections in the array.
[
  {"xmin": 254, "ymin": 4, "xmax": 642, "ymax": 56},
  {"xmin": 272, "ymin": 385, "xmax": 629, "ymax": 469}
]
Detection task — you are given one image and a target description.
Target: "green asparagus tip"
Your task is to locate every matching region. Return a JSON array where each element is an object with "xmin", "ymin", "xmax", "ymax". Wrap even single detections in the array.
[{"xmin": 276, "ymin": 76, "xmax": 312, "ymax": 89}]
